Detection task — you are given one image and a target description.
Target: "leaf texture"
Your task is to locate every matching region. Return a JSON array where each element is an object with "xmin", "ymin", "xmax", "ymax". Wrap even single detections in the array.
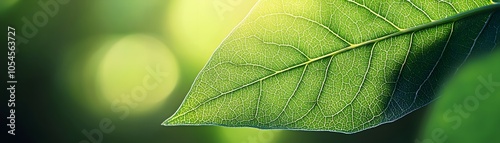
[{"xmin": 164, "ymin": 0, "xmax": 500, "ymax": 133}]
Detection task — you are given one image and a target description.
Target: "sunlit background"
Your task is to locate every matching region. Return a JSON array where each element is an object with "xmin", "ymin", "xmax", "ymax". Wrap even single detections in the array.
[{"xmin": 1, "ymin": 0, "xmax": 499, "ymax": 142}]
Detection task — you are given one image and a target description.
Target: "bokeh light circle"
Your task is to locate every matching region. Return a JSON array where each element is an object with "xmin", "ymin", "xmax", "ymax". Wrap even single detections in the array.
[{"xmin": 97, "ymin": 34, "xmax": 179, "ymax": 113}]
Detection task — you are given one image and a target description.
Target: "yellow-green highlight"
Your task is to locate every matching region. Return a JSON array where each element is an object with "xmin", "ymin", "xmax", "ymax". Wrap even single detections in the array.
[
  {"xmin": 164, "ymin": 0, "xmax": 258, "ymax": 66},
  {"xmin": 217, "ymin": 127, "xmax": 281, "ymax": 143},
  {"xmin": 97, "ymin": 34, "xmax": 179, "ymax": 113},
  {"xmin": 0, "ymin": 0, "xmax": 18, "ymax": 12}
]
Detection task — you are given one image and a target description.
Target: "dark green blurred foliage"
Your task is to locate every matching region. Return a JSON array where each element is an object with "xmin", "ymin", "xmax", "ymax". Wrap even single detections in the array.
[{"xmin": 419, "ymin": 50, "xmax": 500, "ymax": 143}]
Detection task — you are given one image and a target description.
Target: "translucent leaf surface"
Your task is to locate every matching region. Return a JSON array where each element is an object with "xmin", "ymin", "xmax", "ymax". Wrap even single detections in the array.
[{"xmin": 164, "ymin": 0, "xmax": 500, "ymax": 133}]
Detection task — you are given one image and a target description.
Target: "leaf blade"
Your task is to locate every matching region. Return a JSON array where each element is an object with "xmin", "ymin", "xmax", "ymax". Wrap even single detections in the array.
[{"xmin": 164, "ymin": 0, "xmax": 500, "ymax": 133}]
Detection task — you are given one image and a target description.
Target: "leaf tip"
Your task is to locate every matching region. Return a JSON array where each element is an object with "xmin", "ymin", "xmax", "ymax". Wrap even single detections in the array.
[
  {"xmin": 162, "ymin": 114, "xmax": 182, "ymax": 126},
  {"xmin": 161, "ymin": 119, "xmax": 173, "ymax": 126}
]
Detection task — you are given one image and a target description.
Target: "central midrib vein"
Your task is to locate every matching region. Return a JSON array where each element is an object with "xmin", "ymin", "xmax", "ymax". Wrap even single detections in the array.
[
  {"xmin": 273, "ymin": 3, "xmax": 500, "ymax": 80},
  {"xmin": 166, "ymin": 3, "xmax": 500, "ymax": 123}
]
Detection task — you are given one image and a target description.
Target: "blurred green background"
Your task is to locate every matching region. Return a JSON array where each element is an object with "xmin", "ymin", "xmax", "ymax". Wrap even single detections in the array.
[{"xmin": 1, "ymin": 0, "xmax": 499, "ymax": 143}]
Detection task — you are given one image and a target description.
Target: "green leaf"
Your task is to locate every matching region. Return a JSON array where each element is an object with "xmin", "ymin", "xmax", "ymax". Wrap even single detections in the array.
[
  {"xmin": 418, "ymin": 50, "xmax": 500, "ymax": 143},
  {"xmin": 164, "ymin": 0, "xmax": 500, "ymax": 133}
]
